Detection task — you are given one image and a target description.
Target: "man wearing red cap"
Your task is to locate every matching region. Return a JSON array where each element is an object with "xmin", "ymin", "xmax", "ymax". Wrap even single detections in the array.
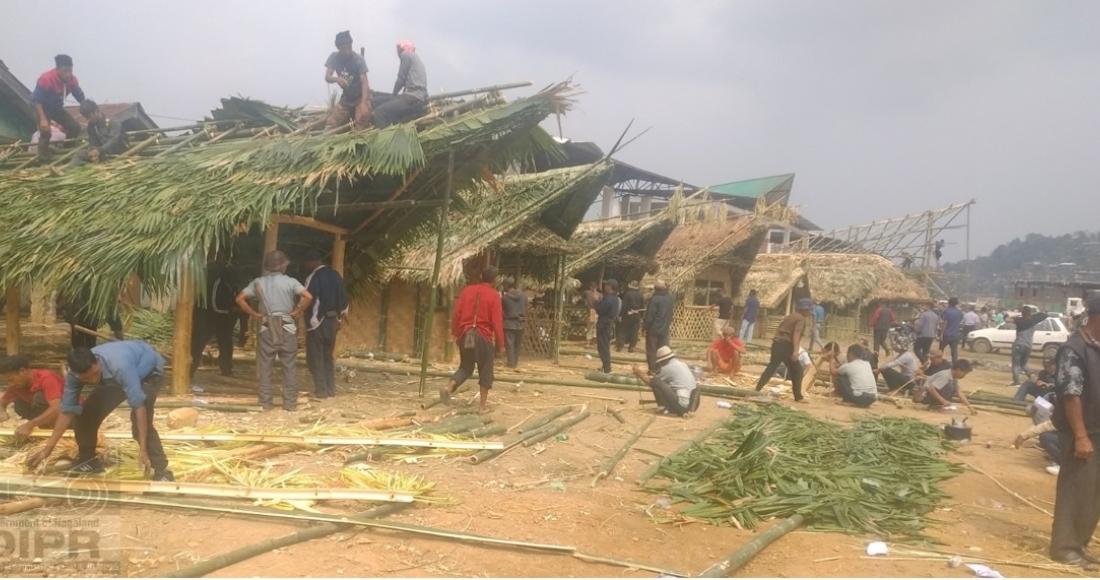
[{"xmin": 372, "ymin": 40, "xmax": 429, "ymax": 127}]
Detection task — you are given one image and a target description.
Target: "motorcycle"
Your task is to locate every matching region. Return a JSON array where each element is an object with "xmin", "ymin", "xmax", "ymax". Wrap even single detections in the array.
[{"xmin": 888, "ymin": 321, "xmax": 915, "ymax": 354}]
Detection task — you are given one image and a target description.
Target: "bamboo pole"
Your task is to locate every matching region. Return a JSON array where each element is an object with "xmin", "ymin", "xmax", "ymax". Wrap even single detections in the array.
[
  {"xmin": 0, "ymin": 474, "xmax": 415, "ymax": 503},
  {"xmin": 697, "ymin": 514, "xmax": 806, "ymax": 577},
  {"xmin": 427, "ymin": 81, "xmax": 533, "ymax": 101},
  {"xmin": 0, "ymin": 497, "xmax": 47, "ymax": 515},
  {"xmin": 5, "ymin": 285, "xmax": 19, "ymax": 355},
  {"xmin": 154, "ymin": 128, "xmax": 209, "ymax": 157},
  {"xmin": 163, "ymin": 503, "xmax": 407, "ymax": 578},
  {"xmin": 0, "ymin": 428, "xmax": 502, "ymax": 450},
  {"xmin": 551, "ymin": 253, "xmax": 567, "ymax": 364},
  {"xmin": 522, "ymin": 408, "xmax": 591, "ymax": 447},
  {"xmin": 638, "ymin": 419, "xmax": 727, "ymax": 485},
  {"xmin": 515, "ymin": 407, "xmax": 572, "ymax": 433},
  {"xmin": 418, "ymin": 151, "xmax": 454, "ymax": 397},
  {"xmin": 172, "ymin": 265, "xmax": 195, "ymax": 396},
  {"xmin": 962, "ymin": 461, "xmax": 1053, "ymax": 517},
  {"xmin": 592, "ymin": 415, "xmax": 655, "ymax": 486}
]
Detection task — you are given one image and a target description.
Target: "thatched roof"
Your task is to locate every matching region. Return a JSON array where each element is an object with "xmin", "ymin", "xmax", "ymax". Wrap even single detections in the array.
[
  {"xmin": 654, "ymin": 216, "xmax": 767, "ymax": 287},
  {"xmin": 0, "ymin": 83, "xmax": 574, "ymax": 315},
  {"xmin": 383, "ymin": 160, "xmax": 612, "ymax": 287},
  {"xmin": 567, "ymin": 213, "xmax": 677, "ymax": 275},
  {"xmin": 737, "ymin": 254, "xmax": 806, "ymax": 309},
  {"xmin": 803, "ymin": 253, "xmax": 931, "ymax": 307}
]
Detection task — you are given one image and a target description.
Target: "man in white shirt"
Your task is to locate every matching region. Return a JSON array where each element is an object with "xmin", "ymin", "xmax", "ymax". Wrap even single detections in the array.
[
  {"xmin": 833, "ymin": 344, "xmax": 877, "ymax": 408},
  {"xmin": 633, "ymin": 346, "xmax": 697, "ymax": 416},
  {"xmin": 962, "ymin": 306, "xmax": 982, "ymax": 345},
  {"xmin": 878, "ymin": 350, "xmax": 921, "ymax": 392}
]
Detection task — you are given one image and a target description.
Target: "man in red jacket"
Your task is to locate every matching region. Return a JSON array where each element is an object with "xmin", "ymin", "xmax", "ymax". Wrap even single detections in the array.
[{"xmin": 441, "ymin": 267, "xmax": 504, "ymax": 413}]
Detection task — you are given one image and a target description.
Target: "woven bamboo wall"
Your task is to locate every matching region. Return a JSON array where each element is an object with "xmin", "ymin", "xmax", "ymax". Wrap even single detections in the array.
[
  {"xmin": 670, "ymin": 305, "xmax": 719, "ymax": 341},
  {"xmin": 341, "ymin": 281, "xmax": 452, "ymax": 362},
  {"xmin": 521, "ymin": 304, "xmax": 555, "ymax": 358}
]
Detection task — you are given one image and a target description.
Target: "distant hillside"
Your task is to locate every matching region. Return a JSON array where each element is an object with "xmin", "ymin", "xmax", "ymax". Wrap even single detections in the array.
[{"xmin": 942, "ymin": 231, "xmax": 1100, "ymax": 298}]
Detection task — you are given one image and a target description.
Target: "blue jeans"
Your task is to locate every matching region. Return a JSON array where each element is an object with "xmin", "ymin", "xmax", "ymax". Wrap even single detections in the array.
[
  {"xmin": 1012, "ymin": 344, "xmax": 1032, "ymax": 384},
  {"xmin": 740, "ymin": 319, "xmax": 755, "ymax": 342}
]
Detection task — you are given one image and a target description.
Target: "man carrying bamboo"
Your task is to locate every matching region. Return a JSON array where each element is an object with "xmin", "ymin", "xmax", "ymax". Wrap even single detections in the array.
[
  {"xmin": 1049, "ymin": 295, "xmax": 1100, "ymax": 570},
  {"xmin": 236, "ymin": 251, "xmax": 313, "ymax": 412},
  {"xmin": 324, "ymin": 30, "xmax": 372, "ymax": 128},
  {"xmin": 441, "ymin": 267, "xmax": 504, "ymax": 414},
  {"xmin": 26, "ymin": 341, "xmax": 173, "ymax": 481}
]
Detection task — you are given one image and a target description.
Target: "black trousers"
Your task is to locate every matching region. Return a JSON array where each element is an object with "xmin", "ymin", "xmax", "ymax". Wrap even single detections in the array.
[
  {"xmin": 191, "ymin": 310, "xmax": 235, "ymax": 375},
  {"xmin": 617, "ymin": 315, "xmax": 640, "ymax": 352},
  {"xmin": 649, "ymin": 377, "xmax": 689, "ymax": 415},
  {"xmin": 644, "ymin": 331, "xmax": 670, "ymax": 373},
  {"xmin": 914, "ymin": 337, "xmax": 935, "ymax": 362},
  {"xmin": 38, "ymin": 106, "xmax": 82, "ymax": 159},
  {"xmin": 596, "ymin": 324, "xmax": 613, "ymax": 373},
  {"xmin": 306, "ymin": 318, "xmax": 339, "ymax": 397},
  {"xmin": 755, "ymin": 339, "xmax": 803, "ymax": 401},
  {"xmin": 837, "ymin": 376, "xmax": 876, "ymax": 408},
  {"xmin": 372, "ymin": 93, "xmax": 427, "ymax": 127},
  {"xmin": 872, "ymin": 329, "xmax": 890, "ymax": 354},
  {"xmin": 504, "ymin": 328, "xmax": 523, "ymax": 368},
  {"xmin": 452, "ymin": 333, "xmax": 495, "ymax": 389},
  {"xmin": 940, "ymin": 336, "xmax": 960, "ymax": 363},
  {"xmin": 880, "ymin": 367, "xmax": 912, "ymax": 391},
  {"xmin": 75, "ymin": 380, "xmax": 168, "ymax": 472},
  {"xmin": 1050, "ymin": 432, "xmax": 1100, "ymax": 559}
]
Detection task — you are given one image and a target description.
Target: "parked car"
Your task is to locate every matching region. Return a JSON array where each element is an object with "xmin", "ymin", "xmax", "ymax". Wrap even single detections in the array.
[{"xmin": 966, "ymin": 316, "xmax": 1069, "ymax": 358}]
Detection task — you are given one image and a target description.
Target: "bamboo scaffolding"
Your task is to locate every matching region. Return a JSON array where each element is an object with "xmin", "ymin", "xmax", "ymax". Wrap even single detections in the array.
[
  {"xmin": 0, "ymin": 429, "xmax": 502, "ymax": 450},
  {"xmin": 0, "ymin": 475, "xmax": 415, "ymax": 503},
  {"xmin": 592, "ymin": 416, "xmax": 655, "ymax": 486}
]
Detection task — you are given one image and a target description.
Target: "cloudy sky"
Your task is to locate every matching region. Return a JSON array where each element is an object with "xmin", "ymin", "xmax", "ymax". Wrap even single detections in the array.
[{"xmin": 2, "ymin": 0, "xmax": 1097, "ymax": 258}]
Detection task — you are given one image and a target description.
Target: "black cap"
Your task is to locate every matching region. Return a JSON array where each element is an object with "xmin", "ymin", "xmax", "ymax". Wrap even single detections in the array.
[
  {"xmin": 335, "ymin": 31, "xmax": 352, "ymax": 46},
  {"xmin": 79, "ymin": 99, "xmax": 98, "ymax": 117},
  {"xmin": 55, "ymin": 54, "xmax": 73, "ymax": 68}
]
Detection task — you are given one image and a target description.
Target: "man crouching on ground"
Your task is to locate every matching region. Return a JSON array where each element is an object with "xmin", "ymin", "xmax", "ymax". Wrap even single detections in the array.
[
  {"xmin": 0, "ymin": 354, "xmax": 64, "ymax": 439},
  {"xmin": 440, "ymin": 267, "xmax": 504, "ymax": 413},
  {"xmin": 26, "ymin": 340, "xmax": 174, "ymax": 481},
  {"xmin": 633, "ymin": 346, "xmax": 698, "ymax": 416}
]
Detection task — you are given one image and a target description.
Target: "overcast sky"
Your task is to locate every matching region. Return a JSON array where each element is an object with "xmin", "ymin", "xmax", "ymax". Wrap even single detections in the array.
[{"xmin": 2, "ymin": 0, "xmax": 1097, "ymax": 258}]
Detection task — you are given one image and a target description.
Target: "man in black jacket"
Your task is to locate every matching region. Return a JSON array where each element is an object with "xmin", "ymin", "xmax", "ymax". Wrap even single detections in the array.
[
  {"xmin": 617, "ymin": 281, "xmax": 644, "ymax": 353},
  {"xmin": 643, "ymin": 280, "xmax": 674, "ymax": 372},
  {"xmin": 302, "ymin": 249, "xmax": 349, "ymax": 399}
]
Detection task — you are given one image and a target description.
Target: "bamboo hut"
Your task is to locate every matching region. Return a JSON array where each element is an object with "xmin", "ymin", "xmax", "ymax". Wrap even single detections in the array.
[
  {"xmin": 348, "ymin": 161, "xmax": 612, "ymax": 361},
  {"xmin": 648, "ymin": 215, "xmax": 769, "ymax": 341},
  {"xmin": 734, "ymin": 254, "xmax": 809, "ymax": 339},
  {"xmin": 567, "ymin": 213, "xmax": 677, "ymax": 285},
  {"xmin": 0, "ymin": 82, "xmax": 576, "ymax": 393}
]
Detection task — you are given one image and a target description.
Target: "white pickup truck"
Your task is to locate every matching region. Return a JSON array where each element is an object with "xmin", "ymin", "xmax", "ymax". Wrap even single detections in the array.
[{"xmin": 966, "ymin": 316, "xmax": 1069, "ymax": 359}]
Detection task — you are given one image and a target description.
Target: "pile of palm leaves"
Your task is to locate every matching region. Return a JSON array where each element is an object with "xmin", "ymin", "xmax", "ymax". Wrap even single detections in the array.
[
  {"xmin": 651, "ymin": 405, "xmax": 959, "ymax": 539},
  {"xmin": 124, "ymin": 307, "xmax": 175, "ymax": 349}
]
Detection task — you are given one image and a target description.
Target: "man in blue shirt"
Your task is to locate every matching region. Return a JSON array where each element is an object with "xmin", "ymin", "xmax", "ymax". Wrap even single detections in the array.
[
  {"xmin": 811, "ymin": 302, "xmax": 827, "ymax": 350},
  {"xmin": 740, "ymin": 289, "xmax": 760, "ymax": 343},
  {"xmin": 940, "ymin": 298, "xmax": 964, "ymax": 364},
  {"xmin": 592, "ymin": 279, "xmax": 622, "ymax": 374},
  {"xmin": 26, "ymin": 341, "xmax": 173, "ymax": 481}
]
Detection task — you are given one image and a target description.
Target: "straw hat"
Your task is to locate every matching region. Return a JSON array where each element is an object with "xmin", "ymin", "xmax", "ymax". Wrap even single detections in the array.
[{"xmin": 655, "ymin": 346, "xmax": 676, "ymax": 364}]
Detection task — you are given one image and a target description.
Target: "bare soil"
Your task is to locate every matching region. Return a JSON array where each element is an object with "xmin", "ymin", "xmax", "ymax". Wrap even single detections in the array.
[{"xmin": 0, "ymin": 325, "xmax": 1078, "ymax": 577}]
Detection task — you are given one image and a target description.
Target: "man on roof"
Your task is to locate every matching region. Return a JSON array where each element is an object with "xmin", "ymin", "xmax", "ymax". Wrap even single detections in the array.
[
  {"xmin": 68, "ymin": 100, "xmax": 129, "ymax": 167},
  {"xmin": 325, "ymin": 31, "xmax": 372, "ymax": 129},
  {"xmin": 372, "ymin": 40, "xmax": 428, "ymax": 127},
  {"xmin": 31, "ymin": 54, "xmax": 86, "ymax": 160}
]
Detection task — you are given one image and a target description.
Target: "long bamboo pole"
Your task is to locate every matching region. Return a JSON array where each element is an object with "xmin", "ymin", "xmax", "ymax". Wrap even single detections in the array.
[
  {"xmin": 592, "ymin": 415, "xmax": 655, "ymax": 486},
  {"xmin": 162, "ymin": 503, "xmax": 407, "ymax": 578},
  {"xmin": 522, "ymin": 408, "xmax": 591, "ymax": 447},
  {"xmin": 697, "ymin": 514, "xmax": 806, "ymax": 577},
  {"xmin": 418, "ymin": 151, "xmax": 454, "ymax": 397},
  {"xmin": 0, "ymin": 428, "xmax": 502, "ymax": 450},
  {"xmin": 0, "ymin": 475, "xmax": 415, "ymax": 503},
  {"xmin": 551, "ymin": 253, "xmax": 567, "ymax": 364}
]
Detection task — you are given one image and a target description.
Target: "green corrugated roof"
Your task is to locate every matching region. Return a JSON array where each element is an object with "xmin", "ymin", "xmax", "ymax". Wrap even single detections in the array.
[{"xmin": 709, "ymin": 173, "xmax": 795, "ymax": 199}]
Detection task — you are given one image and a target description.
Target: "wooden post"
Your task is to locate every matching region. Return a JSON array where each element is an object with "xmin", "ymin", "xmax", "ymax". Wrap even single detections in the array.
[
  {"xmin": 5, "ymin": 286, "xmax": 20, "ymax": 355},
  {"xmin": 331, "ymin": 235, "xmax": 346, "ymax": 276},
  {"xmin": 263, "ymin": 221, "xmax": 279, "ymax": 272},
  {"xmin": 377, "ymin": 284, "xmax": 390, "ymax": 351},
  {"xmin": 172, "ymin": 266, "xmax": 195, "ymax": 396},
  {"xmin": 418, "ymin": 151, "xmax": 454, "ymax": 397},
  {"xmin": 551, "ymin": 254, "xmax": 567, "ymax": 364}
]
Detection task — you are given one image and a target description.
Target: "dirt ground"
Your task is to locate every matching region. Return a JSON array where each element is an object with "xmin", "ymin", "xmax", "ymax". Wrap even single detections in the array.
[{"xmin": 0, "ymin": 324, "xmax": 1081, "ymax": 578}]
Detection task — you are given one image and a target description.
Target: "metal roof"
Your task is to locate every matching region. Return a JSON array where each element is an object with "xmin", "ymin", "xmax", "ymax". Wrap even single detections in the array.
[{"xmin": 709, "ymin": 173, "xmax": 795, "ymax": 201}]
